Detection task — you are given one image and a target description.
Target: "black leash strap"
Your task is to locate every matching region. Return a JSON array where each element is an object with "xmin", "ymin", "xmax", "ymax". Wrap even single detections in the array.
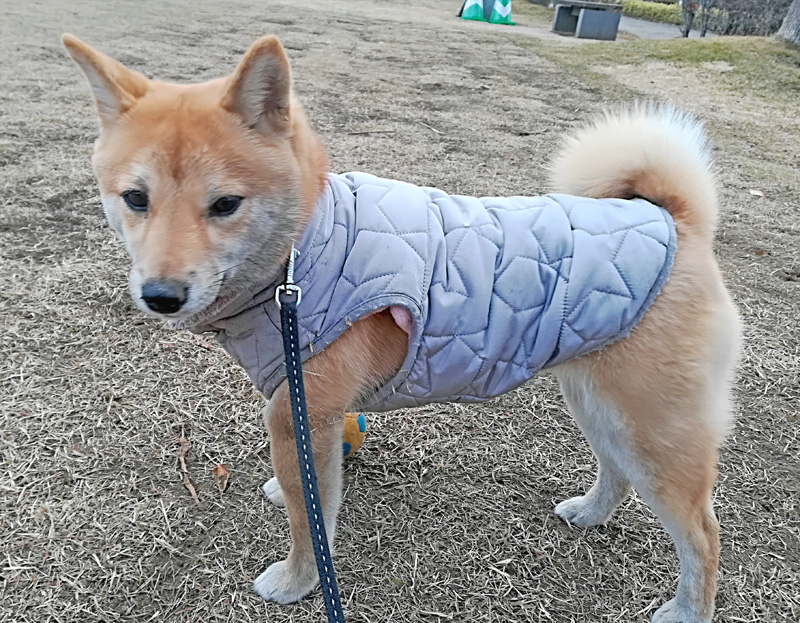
[{"xmin": 277, "ymin": 247, "xmax": 345, "ymax": 623}]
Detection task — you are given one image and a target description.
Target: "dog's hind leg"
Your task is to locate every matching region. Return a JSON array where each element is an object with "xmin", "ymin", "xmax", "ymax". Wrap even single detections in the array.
[
  {"xmin": 555, "ymin": 360, "xmax": 722, "ymax": 623},
  {"xmin": 555, "ymin": 360, "xmax": 727, "ymax": 623},
  {"xmin": 254, "ymin": 310, "xmax": 407, "ymax": 604},
  {"xmin": 554, "ymin": 368, "xmax": 633, "ymax": 527},
  {"xmin": 553, "ymin": 257, "xmax": 740, "ymax": 622},
  {"xmin": 619, "ymin": 400, "xmax": 722, "ymax": 623}
]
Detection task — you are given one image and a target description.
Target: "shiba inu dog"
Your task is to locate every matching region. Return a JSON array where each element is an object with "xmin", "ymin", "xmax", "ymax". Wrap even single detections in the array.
[{"xmin": 63, "ymin": 33, "xmax": 741, "ymax": 623}]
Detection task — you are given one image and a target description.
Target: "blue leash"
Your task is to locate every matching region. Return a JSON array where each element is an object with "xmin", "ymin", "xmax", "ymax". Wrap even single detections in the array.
[{"xmin": 277, "ymin": 247, "xmax": 345, "ymax": 623}]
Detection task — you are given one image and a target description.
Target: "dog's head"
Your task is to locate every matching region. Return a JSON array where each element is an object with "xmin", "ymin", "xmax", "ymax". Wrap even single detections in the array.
[{"xmin": 63, "ymin": 35, "xmax": 327, "ymax": 322}]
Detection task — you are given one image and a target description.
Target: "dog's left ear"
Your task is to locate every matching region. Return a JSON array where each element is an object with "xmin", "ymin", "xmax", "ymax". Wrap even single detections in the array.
[{"xmin": 221, "ymin": 36, "xmax": 292, "ymax": 134}]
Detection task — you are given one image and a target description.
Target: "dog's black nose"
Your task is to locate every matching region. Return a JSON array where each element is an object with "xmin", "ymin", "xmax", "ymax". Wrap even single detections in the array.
[{"xmin": 140, "ymin": 280, "xmax": 188, "ymax": 314}]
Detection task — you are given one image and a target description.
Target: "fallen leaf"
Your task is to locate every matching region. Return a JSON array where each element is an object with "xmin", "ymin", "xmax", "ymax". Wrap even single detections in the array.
[
  {"xmin": 212, "ymin": 464, "xmax": 231, "ymax": 493},
  {"xmin": 749, "ymin": 189, "xmax": 764, "ymax": 197}
]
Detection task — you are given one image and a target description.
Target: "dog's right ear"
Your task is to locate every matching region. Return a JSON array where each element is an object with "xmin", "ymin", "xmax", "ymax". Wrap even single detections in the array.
[
  {"xmin": 221, "ymin": 36, "xmax": 292, "ymax": 135},
  {"xmin": 62, "ymin": 34, "xmax": 149, "ymax": 127}
]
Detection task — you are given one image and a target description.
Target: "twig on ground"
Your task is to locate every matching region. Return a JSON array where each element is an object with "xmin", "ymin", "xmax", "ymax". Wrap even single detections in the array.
[
  {"xmin": 347, "ymin": 129, "xmax": 398, "ymax": 135},
  {"xmin": 177, "ymin": 426, "xmax": 201, "ymax": 505},
  {"xmin": 420, "ymin": 121, "xmax": 444, "ymax": 135}
]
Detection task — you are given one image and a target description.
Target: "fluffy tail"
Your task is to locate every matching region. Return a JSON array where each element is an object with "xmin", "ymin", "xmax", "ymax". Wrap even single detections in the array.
[{"xmin": 550, "ymin": 104, "xmax": 717, "ymax": 237}]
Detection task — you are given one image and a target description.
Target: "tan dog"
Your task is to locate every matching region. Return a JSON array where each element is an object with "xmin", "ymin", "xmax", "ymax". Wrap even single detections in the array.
[{"xmin": 63, "ymin": 34, "xmax": 741, "ymax": 623}]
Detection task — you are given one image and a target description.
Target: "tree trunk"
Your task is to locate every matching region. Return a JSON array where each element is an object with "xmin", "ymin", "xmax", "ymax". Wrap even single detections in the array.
[
  {"xmin": 699, "ymin": 4, "xmax": 709, "ymax": 37},
  {"xmin": 779, "ymin": 0, "xmax": 800, "ymax": 44},
  {"xmin": 681, "ymin": 5, "xmax": 696, "ymax": 37}
]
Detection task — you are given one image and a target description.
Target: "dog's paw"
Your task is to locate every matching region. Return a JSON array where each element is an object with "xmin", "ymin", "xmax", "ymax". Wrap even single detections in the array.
[
  {"xmin": 651, "ymin": 598, "xmax": 710, "ymax": 623},
  {"xmin": 254, "ymin": 559, "xmax": 318, "ymax": 604},
  {"xmin": 554, "ymin": 495, "xmax": 611, "ymax": 528},
  {"xmin": 261, "ymin": 477, "xmax": 285, "ymax": 507}
]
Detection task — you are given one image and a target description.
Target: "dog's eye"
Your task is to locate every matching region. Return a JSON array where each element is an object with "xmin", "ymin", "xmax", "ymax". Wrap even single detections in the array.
[
  {"xmin": 122, "ymin": 190, "xmax": 149, "ymax": 211},
  {"xmin": 210, "ymin": 196, "xmax": 243, "ymax": 217}
]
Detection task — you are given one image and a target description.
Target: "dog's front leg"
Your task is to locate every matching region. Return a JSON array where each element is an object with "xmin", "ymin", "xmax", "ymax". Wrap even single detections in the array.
[
  {"xmin": 255, "ymin": 381, "xmax": 344, "ymax": 603},
  {"xmin": 254, "ymin": 310, "xmax": 407, "ymax": 603}
]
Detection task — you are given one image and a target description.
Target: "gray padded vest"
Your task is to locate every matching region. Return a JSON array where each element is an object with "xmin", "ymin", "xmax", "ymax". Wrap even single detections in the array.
[{"xmin": 193, "ymin": 173, "xmax": 676, "ymax": 411}]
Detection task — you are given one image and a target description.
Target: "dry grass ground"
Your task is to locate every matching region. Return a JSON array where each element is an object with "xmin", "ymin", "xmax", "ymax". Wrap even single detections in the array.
[{"xmin": 1, "ymin": 1, "xmax": 798, "ymax": 622}]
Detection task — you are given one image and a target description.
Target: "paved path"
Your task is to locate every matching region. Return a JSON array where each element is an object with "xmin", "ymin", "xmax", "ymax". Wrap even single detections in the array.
[{"xmin": 618, "ymin": 15, "xmax": 717, "ymax": 39}]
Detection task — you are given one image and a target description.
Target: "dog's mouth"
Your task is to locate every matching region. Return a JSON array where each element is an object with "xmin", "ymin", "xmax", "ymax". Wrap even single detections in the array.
[
  {"xmin": 161, "ymin": 288, "xmax": 241, "ymax": 330},
  {"xmin": 131, "ymin": 265, "xmax": 239, "ymax": 328},
  {"xmin": 161, "ymin": 265, "xmax": 267, "ymax": 330},
  {"xmin": 139, "ymin": 251, "xmax": 288, "ymax": 330}
]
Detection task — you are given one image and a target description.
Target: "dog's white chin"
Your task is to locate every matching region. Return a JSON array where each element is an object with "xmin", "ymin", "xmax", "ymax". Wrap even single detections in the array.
[{"xmin": 163, "ymin": 290, "xmax": 242, "ymax": 331}]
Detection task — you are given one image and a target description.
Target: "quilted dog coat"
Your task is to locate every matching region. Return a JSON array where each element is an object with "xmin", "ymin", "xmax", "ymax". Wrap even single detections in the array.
[{"xmin": 192, "ymin": 172, "xmax": 676, "ymax": 411}]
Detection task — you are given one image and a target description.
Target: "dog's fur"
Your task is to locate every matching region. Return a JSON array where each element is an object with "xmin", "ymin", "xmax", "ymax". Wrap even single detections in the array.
[{"xmin": 63, "ymin": 34, "xmax": 741, "ymax": 622}]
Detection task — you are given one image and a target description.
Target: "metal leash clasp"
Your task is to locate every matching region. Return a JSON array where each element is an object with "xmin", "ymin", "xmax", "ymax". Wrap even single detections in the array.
[{"xmin": 275, "ymin": 246, "xmax": 301, "ymax": 308}]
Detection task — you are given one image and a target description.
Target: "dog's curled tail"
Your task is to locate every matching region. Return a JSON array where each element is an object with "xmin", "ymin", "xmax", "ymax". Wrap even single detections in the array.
[{"xmin": 550, "ymin": 104, "xmax": 717, "ymax": 238}]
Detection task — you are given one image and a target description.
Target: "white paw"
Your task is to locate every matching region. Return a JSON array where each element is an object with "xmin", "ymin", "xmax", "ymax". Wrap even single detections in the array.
[
  {"xmin": 254, "ymin": 559, "xmax": 318, "ymax": 604},
  {"xmin": 262, "ymin": 477, "xmax": 285, "ymax": 507},
  {"xmin": 652, "ymin": 598, "xmax": 710, "ymax": 623},
  {"xmin": 554, "ymin": 495, "xmax": 611, "ymax": 528}
]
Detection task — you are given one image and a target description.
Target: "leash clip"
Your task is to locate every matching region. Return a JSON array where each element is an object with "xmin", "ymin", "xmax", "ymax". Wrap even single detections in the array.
[{"xmin": 275, "ymin": 246, "xmax": 301, "ymax": 308}]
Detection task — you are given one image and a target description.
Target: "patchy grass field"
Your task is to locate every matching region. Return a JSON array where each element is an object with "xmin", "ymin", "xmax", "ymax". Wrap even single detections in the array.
[
  {"xmin": 540, "ymin": 35, "xmax": 800, "ymax": 100},
  {"xmin": 1, "ymin": 1, "xmax": 798, "ymax": 622}
]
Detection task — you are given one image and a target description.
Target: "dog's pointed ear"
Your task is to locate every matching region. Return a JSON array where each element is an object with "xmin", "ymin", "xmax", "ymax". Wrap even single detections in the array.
[
  {"xmin": 62, "ymin": 34, "xmax": 149, "ymax": 127},
  {"xmin": 221, "ymin": 36, "xmax": 292, "ymax": 134}
]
